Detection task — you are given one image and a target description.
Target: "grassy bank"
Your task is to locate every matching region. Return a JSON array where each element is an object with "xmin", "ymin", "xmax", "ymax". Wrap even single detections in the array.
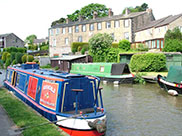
[{"xmin": 0, "ymin": 87, "xmax": 66, "ymax": 136}]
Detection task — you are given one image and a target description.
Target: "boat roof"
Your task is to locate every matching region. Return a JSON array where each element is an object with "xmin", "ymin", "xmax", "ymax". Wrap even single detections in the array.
[
  {"xmin": 9, "ymin": 64, "xmax": 85, "ymax": 81},
  {"xmin": 166, "ymin": 66, "xmax": 182, "ymax": 83}
]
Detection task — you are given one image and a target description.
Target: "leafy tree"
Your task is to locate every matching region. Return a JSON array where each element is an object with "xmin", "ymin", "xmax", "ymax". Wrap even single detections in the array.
[
  {"xmin": 163, "ymin": 27, "xmax": 182, "ymax": 52},
  {"xmin": 118, "ymin": 39, "xmax": 131, "ymax": 51},
  {"xmin": 25, "ymin": 35, "xmax": 37, "ymax": 44},
  {"xmin": 106, "ymin": 48, "xmax": 119, "ymax": 62},
  {"xmin": 122, "ymin": 3, "xmax": 148, "ymax": 14},
  {"xmin": 52, "ymin": 3, "xmax": 109, "ymax": 24},
  {"xmin": 89, "ymin": 33, "xmax": 113, "ymax": 62},
  {"xmin": 2, "ymin": 52, "xmax": 9, "ymax": 63},
  {"xmin": 51, "ymin": 18, "xmax": 66, "ymax": 27}
]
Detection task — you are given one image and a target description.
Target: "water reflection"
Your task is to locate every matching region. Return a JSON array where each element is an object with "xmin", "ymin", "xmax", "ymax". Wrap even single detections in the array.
[{"xmin": 102, "ymin": 82, "xmax": 182, "ymax": 136}]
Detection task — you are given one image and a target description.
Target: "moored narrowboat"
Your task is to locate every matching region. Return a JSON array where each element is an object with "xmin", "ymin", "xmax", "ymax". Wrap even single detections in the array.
[
  {"xmin": 157, "ymin": 66, "xmax": 182, "ymax": 96},
  {"xmin": 4, "ymin": 63, "xmax": 106, "ymax": 136},
  {"xmin": 70, "ymin": 63, "xmax": 135, "ymax": 83}
]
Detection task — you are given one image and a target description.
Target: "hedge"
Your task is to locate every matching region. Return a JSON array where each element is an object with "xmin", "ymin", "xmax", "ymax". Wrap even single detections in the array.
[
  {"xmin": 71, "ymin": 42, "xmax": 89, "ymax": 53},
  {"xmin": 130, "ymin": 53, "xmax": 166, "ymax": 72}
]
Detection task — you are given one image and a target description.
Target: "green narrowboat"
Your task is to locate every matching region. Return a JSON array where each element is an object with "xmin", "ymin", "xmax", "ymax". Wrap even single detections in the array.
[{"xmin": 70, "ymin": 63, "xmax": 135, "ymax": 83}]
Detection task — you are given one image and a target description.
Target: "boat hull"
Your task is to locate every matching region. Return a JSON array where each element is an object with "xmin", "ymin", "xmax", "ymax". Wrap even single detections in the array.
[
  {"xmin": 4, "ymin": 80, "xmax": 106, "ymax": 136},
  {"xmin": 157, "ymin": 75, "xmax": 182, "ymax": 95},
  {"xmin": 100, "ymin": 76, "xmax": 134, "ymax": 83}
]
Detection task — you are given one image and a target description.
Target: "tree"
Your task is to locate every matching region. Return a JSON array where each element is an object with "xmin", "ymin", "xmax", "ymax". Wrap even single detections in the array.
[
  {"xmin": 51, "ymin": 3, "xmax": 109, "ymax": 25},
  {"xmin": 89, "ymin": 33, "xmax": 113, "ymax": 62},
  {"xmin": 163, "ymin": 27, "xmax": 182, "ymax": 52},
  {"xmin": 122, "ymin": 3, "xmax": 148, "ymax": 14},
  {"xmin": 25, "ymin": 34, "xmax": 37, "ymax": 44},
  {"xmin": 51, "ymin": 18, "xmax": 66, "ymax": 27}
]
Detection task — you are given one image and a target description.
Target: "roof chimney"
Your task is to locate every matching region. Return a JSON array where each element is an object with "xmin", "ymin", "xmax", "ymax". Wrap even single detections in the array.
[
  {"xmin": 66, "ymin": 18, "xmax": 71, "ymax": 24},
  {"xmin": 108, "ymin": 8, "xmax": 113, "ymax": 17},
  {"xmin": 79, "ymin": 15, "xmax": 84, "ymax": 22},
  {"xmin": 93, "ymin": 11, "xmax": 98, "ymax": 20},
  {"xmin": 125, "ymin": 8, "xmax": 130, "ymax": 15},
  {"xmin": 146, "ymin": 8, "xmax": 152, "ymax": 14}
]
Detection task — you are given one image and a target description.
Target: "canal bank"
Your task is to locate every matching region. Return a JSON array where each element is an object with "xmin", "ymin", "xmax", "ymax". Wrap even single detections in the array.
[{"xmin": 0, "ymin": 88, "xmax": 68, "ymax": 136}]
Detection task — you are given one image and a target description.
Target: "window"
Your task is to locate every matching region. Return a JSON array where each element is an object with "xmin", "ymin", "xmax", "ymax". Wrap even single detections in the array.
[
  {"xmin": 75, "ymin": 25, "xmax": 79, "ymax": 32},
  {"xmin": 56, "ymin": 28, "xmax": 60, "ymax": 35},
  {"xmin": 68, "ymin": 27, "xmax": 72, "ymax": 33},
  {"xmin": 52, "ymin": 39, "xmax": 56, "ymax": 47},
  {"xmin": 62, "ymin": 28, "xmax": 66, "ymax": 34},
  {"xmin": 124, "ymin": 32, "xmax": 129, "ymax": 40},
  {"xmin": 82, "ymin": 25, "xmax": 86, "ymax": 32},
  {"xmin": 157, "ymin": 40, "xmax": 160, "ymax": 48},
  {"xmin": 111, "ymin": 33, "xmax": 114, "ymax": 40},
  {"xmin": 106, "ymin": 21, "xmax": 111, "ymax": 29},
  {"xmin": 50, "ymin": 29, "xmax": 54, "ymax": 36},
  {"xmin": 78, "ymin": 36, "xmax": 82, "ymax": 42},
  {"xmin": 97, "ymin": 22, "xmax": 102, "ymax": 30},
  {"xmin": 161, "ymin": 40, "xmax": 164, "ymax": 48},
  {"xmin": 100, "ymin": 66, "xmax": 104, "ymax": 72},
  {"xmin": 124, "ymin": 20, "xmax": 129, "ymax": 27},
  {"xmin": 114, "ymin": 21, "xmax": 120, "ymax": 28},
  {"xmin": 90, "ymin": 24, "xmax": 94, "ymax": 31},
  {"xmin": 65, "ymin": 38, "xmax": 69, "ymax": 45}
]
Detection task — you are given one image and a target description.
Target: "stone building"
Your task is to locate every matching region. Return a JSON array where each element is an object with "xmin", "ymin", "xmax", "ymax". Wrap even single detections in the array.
[
  {"xmin": 134, "ymin": 13, "xmax": 182, "ymax": 50},
  {"xmin": 49, "ymin": 8, "xmax": 155, "ymax": 57},
  {"xmin": 0, "ymin": 33, "xmax": 24, "ymax": 49}
]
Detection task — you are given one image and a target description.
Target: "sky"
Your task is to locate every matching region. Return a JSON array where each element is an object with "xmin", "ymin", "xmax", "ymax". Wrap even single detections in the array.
[{"xmin": 0, "ymin": 0, "xmax": 181, "ymax": 40}]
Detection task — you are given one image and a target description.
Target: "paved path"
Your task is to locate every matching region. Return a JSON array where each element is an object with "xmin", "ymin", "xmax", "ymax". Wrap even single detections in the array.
[{"xmin": 0, "ymin": 106, "xmax": 22, "ymax": 136}]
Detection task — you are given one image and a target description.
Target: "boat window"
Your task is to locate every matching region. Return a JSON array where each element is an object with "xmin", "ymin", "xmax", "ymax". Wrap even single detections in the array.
[
  {"xmin": 16, "ymin": 73, "xmax": 27, "ymax": 92},
  {"xmin": 100, "ymin": 66, "xmax": 104, "ymax": 72},
  {"xmin": 7, "ymin": 70, "xmax": 10, "ymax": 80}
]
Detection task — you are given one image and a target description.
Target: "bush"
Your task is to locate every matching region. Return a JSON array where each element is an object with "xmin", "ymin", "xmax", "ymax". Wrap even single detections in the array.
[
  {"xmin": 12, "ymin": 60, "xmax": 16, "ymax": 65},
  {"xmin": 71, "ymin": 42, "xmax": 89, "ymax": 53},
  {"xmin": 40, "ymin": 45, "xmax": 49, "ymax": 50},
  {"xmin": 5, "ymin": 58, "xmax": 11, "ymax": 68},
  {"xmin": 118, "ymin": 39, "xmax": 131, "ymax": 51},
  {"xmin": 54, "ymin": 66, "xmax": 59, "ymax": 70},
  {"xmin": 2, "ymin": 52, "xmax": 9, "ymax": 63},
  {"xmin": 106, "ymin": 48, "xmax": 119, "ymax": 62},
  {"xmin": 130, "ymin": 53, "xmax": 166, "ymax": 72},
  {"xmin": 33, "ymin": 59, "xmax": 39, "ymax": 64},
  {"xmin": 10, "ymin": 52, "xmax": 16, "ymax": 62},
  {"xmin": 27, "ymin": 55, "xmax": 34, "ymax": 62},
  {"xmin": 112, "ymin": 43, "xmax": 119, "ymax": 48},
  {"xmin": 136, "ymin": 43, "xmax": 149, "ymax": 51},
  {"xmin": 15, "ymin": 52, "xmax": 23, "ymax": 64},
  {"xmin": 81, "ymin": 48, "xmax": 86, "ymax": 55},
  {"xmin": 162, "ymin": 39, "xmax": 182, "ymax": 52},
  {"xmin": 17, "ymin": 47, "xmax": 27, "ymax": 53},
  {"xmin": 22, "ymin": 54, "xmax": 27, "ymax": 63}
]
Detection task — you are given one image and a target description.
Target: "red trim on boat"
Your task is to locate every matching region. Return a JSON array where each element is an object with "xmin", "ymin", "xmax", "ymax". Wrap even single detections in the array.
[
  {"xmin": 59, "ymin": 126, "xmax": 104, "ymax": 136},
  {"xmin": 4, "ymin": 81, "xmax": 56, "ymax": 115},
  {"xmin": 8, "ymin": 67, "xmax": 64, "ymax": 81}
]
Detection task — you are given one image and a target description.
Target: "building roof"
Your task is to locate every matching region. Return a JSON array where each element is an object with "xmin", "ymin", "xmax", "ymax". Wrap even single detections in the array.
[
  {"xmin": 51, "ymin": 55, "xmax": 87, "ymax": 61},
  {"xmin": 0, "ymin": 33, "xmax": 12, "ymax": 38},
  {"xmin": 136, "ymin": 13, "xmax": 182, "ymax": 32},
  {"xmin": 33, "ymin": 39, "xmax": 46, "ymax": 44},
  {"xmin": 51, "ymin": 11, "xmax": 147, "ymax": 29}
]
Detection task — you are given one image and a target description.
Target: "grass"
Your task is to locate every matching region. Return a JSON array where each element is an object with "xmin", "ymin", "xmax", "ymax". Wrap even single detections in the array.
[{"xmin": 0, "ymin": 87, "xmax": 66, "ymax": 136}]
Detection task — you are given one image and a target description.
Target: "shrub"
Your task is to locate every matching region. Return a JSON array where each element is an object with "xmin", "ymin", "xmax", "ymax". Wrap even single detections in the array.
[
  {"xmin": 136, "ymin": 43, "xmax": 149, "ymax": 51},
  {"xmin": 40, "ymin": 45, "xmax": 49, "ymax": 50},
  {"xmin": 54, "ymin": 66, "xmax": 59, "ymax": 70},
  {"xmin": 2, "ymin": 52, "xmax": 9, "ymax": 63},
  {"xmin": 12, "ymin": 60, "xmax": 16, "ymax": 65},
  {"xmin": 22, "ymin": 54, "xmax": 28, "ymax": 63},
  {"xmin": 77, "ymin": 46, "xmax": 82, "ymax": 52},
  {"xmin": 130, "ymin": 53, "xmax": 166, "ymax": 72},
  {"xmin": 118, "ymin": 39, "xmax": 131, "ymax": 51},
  {"xmin": 33, "ymin": 59, "xmax": 39, "ymax": 64},
  {"xmin": 81, "ymin": 48, "xmax": 86, "ymax": 55},
  {"xmin": 71, "ymin": 42, "xmax": 89, "ymax": 53},
  {"xmin": 162, "ymin": 39, "xmax": 182, "ymax": 52},
  {"xmin": 106, "ymin": 48, "xmax": 119, "ymax": 62},
  {"xmin": 10, "ymin": 52, "xmax": 16, "ymax": 62},
  {"xmin": 15, "ymin": 52, "xmax": 23, "ymax": 64},
  {"xmin": 5, "ymin": 58, "xmax": 11, "ymax": 68},
  {"xmin": 89, "ymin": 33, "xmax": 113, "ymax": 62},
  {"xmin": 112, "ymin": 43, "xmax": 119, "ymax": 48},
  {"xmin": 27, "ymin": 55, "xmax": 34, "ymax": 62},
  {"xmin": 17, "ymin": 47, "xmax": 27, "ymax": 53}
]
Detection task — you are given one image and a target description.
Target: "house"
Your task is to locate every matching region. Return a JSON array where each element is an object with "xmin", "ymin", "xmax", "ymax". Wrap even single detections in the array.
[
  {"xmin": 134, "ymin": 13, "xmax": 182, "ymax": 50},
  {"xmin": 48, "ymin": 8, "xmax": 155, "ymax": 57},
  {"xmin": 51, "ymin": 55, "xmax": 92, "ymax": 72},
  {"xmin": 0, "ymin": 33, "xmax": 25, "ymax": 49},
  {"xmin": 33, "ymin": 37, "xmax": 48, "ymax": 45}
]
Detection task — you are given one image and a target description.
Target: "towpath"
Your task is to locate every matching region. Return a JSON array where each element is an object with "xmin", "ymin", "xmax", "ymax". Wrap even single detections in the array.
[{"xmin": 0, "ymin": 105, "xmax": 22, "ymax": 136}]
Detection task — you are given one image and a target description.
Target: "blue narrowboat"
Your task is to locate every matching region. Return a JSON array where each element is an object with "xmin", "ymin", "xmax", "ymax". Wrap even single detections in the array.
[{"xmin": 4, "ymin": 63, "xmax": 106, "ymax": 136}]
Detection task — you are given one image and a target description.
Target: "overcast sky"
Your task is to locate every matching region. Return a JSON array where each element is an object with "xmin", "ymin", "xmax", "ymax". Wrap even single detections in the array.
[{"xmin": 1, "ymin": 0, "xmax": 181, "ymax": 40}]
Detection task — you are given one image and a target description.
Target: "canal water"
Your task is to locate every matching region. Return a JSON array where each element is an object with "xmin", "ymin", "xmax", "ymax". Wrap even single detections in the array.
[
  {"xmin": 102, "ymin": 82, "xmax": 182, "ymax": 136},
  {"xmin": 1, "ymin": 69, "xmax": 182, "ymax": 136}
]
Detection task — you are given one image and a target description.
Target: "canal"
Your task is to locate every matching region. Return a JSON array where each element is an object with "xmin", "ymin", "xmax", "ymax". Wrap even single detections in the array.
[{"xmin": 1, "ymin": 69, "xmax": 182, "ymax": 136}]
